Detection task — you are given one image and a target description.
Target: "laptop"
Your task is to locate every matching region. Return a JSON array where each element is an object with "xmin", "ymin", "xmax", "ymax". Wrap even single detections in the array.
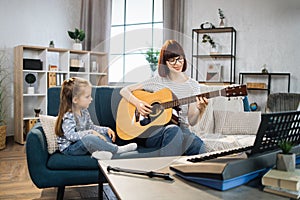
[{"xmin": 170, "ymin": 110, "xmax": 300, "ymax": 190}]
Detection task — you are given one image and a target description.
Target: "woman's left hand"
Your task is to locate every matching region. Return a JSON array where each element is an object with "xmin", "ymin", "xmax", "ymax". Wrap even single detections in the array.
[
  {"xmin": 107, "ymin": 128, "xmax": 116, "ymax": 142},
  {"xmin": 196, "ymin": 96, "xmax": 208, "ymax": 112}
]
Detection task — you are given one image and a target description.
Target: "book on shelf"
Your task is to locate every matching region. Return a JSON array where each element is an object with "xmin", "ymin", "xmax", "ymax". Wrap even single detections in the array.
[
  {"xmin": 48, "ymin": 72, "xmax": 56, "ymax": 88},
  {"xmin": 56, "ymin": 73, "xmax": 64, "ymax": 86},
  {"xmin": 262, "ymin": 169, "xmax": 300, "ymax": 191},
  {"xmin": 48, "ymin": 72, "xmax": 65, "ymax": 88},
  {"xmin": 263, "ymin": 186, "xmax": 300, "ymax": 199}
]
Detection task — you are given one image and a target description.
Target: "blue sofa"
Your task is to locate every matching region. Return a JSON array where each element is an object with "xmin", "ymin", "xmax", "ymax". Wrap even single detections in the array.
[{"xmin": 26, "ymin": 86, "xmax": 160, "ymax": 200}]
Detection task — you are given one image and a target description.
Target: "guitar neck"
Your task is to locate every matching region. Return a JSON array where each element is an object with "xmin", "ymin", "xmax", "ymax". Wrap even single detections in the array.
[{"xmin": 162, "ymin": 90, "xmax": 221, "ymax": 109}]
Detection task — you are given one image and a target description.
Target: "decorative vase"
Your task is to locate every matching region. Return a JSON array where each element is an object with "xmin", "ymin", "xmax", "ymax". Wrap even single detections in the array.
[
  {"xmin": 210, "ymin": 43, "xmax": 220, "ymax": 54},
  {"xmin": 73, "ymin": 43, "xmax": 82, "ymax": 50},
  {"xmin": 27, "ymin": 86, "xmax": 35, "ymax": 94},
  {"xmin": 150, "ymin": 63, "xmax": 157, "ymax": 77},
  {"xmin": 276, "ymin": 153, "xmax": 296, "ymax": 171},
  {"xmin": 219, "ymin": 18, "xmax": 225, "ymax": 27},
  {"xmin": 91, "ymin": 61, "xmax": 98, "ymax": 72},
  {"xmin": 0, "ymin": 125, "xmax": 7, "ymax": 150}
]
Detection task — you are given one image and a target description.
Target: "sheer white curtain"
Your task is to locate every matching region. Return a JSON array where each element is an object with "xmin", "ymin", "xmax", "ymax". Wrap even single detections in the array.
[
  {"xmin": 80, "ymin": 0, "xmax": 112, "ymax": 52},
  {"xmin": 163, "ymin": 0, "xmax": 185, "ymax": 43}
]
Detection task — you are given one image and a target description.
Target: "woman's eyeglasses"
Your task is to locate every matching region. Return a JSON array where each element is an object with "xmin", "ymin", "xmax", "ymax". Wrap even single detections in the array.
[{"xmin": 167, "ymin": 56, "xmax": 184, "ymax": 65}]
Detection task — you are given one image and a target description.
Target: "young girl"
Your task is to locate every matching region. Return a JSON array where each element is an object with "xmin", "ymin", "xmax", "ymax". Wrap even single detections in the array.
[{"xmin": 55, "ymin": 77, "xmax": 137, "ymax": 160}]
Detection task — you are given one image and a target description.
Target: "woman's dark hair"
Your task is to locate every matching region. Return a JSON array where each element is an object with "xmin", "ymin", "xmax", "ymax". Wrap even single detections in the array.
[{"xmin": 158, "ymin": 40, "xmax": 187, "ymax": 77}]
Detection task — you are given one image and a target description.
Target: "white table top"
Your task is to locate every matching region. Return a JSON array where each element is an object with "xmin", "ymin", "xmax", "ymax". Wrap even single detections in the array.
[{"xmin": 98, "ymin": 156, "xmax": 288, "ymax": 200}]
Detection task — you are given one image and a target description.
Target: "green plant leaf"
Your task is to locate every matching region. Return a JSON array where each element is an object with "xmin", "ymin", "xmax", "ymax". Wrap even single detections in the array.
[
  {"xmin": 68, "ymin": 31, "xmax": 76, "ymax": 40},
  {"xmin": 68, "ymin": 28, "xmax": 85, "ymax": 42},
  {"xmin": 145, "ymin": 48, "xmax": 160, "ymax": 72},
  {"xmin": 78, "ymin": 30, "xmax": 85, "ymax": 41},
  {"xmin": 202, "ymin": 34, "xmax": 215, "ymax": 47},
  {"xmin": 75, "ymin": 28, "xmax": 80, "ymax": 37},
  {"xmin": 278, "ymin": 140, "xmax": 294, "ymax": 154}
]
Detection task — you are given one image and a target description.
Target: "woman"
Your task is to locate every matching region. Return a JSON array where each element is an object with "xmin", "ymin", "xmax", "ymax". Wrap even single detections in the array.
[{"xmin": 120, "ymin": 40, "xmax": 208, "ymax": 156}]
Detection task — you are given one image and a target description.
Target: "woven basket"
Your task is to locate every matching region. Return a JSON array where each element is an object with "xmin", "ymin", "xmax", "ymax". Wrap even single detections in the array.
[{"xmin": 0, "ymin": 125, "xmax": 7, "ymax": 150}]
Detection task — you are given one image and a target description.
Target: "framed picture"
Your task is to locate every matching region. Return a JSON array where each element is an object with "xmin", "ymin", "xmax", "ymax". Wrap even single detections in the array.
[{"xmin": 206, "ymin": 63, "xmax": 222, "ymax": 82}]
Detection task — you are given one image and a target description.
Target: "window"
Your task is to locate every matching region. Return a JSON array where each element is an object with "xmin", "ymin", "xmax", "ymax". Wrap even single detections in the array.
[{"xmin": 109, "ymin": 0, "xmax": 163, "ymax": 83}]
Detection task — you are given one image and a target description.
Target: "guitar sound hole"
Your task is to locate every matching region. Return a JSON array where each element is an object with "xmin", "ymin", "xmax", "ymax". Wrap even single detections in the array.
[
  {"xmin": 139, "ymin": 102, "xmax": 164, "ymax": 126},
  {"xmin": 150, "ymin": 103, "xmax": 164, "ymax": 117}
]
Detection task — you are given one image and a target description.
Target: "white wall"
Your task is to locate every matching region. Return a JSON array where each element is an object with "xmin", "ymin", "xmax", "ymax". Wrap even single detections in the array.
[
  {"xmin": 183, "ymin": 0, "xmax": 300, "ymax": 110},
  {"xmin": 0, "ymin": 0, "xmax": 81, "ymax": 136},
  {"xmin": 0, "ymin": 0, "xmax": 81, "ymax": 48},
  {"xmin": 1, "ymin": 0, "xmax": 300, "ymax": 137}
]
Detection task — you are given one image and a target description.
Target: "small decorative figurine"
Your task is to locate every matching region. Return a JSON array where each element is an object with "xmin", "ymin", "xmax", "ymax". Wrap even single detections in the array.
[
  {"xmin": 49, "ymin": 41, "xmax": 55, "ymax": 48},
  {"xmin": 34, "ymin": 108, "xmax": 41, "ymax": 117},
  {"xmin": 250, "ymin": 102, "xmax": 258, "ymax": 111},
  {"xmin": 261, "ymin": 64, "xmax": 268, "ymax": 74}
]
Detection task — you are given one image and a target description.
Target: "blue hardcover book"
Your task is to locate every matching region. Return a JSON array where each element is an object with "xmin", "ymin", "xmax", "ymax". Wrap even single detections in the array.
[{"xmin": 175, "ymin": 168, "xmax": 268, "ymax": 191}]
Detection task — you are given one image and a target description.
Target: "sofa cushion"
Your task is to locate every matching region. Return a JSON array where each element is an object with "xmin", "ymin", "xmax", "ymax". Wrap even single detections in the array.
[
  {"xmin": 201, "ymin": 134, "xmax": 242, "ymax": 152},
  {"xmin": 39, "ymin": 115, "xmax": 59, "ymax": 154},
  {"xmin": 214, "ymin": 110, "xmax": 261, "ymax": 135},
  {"xmin": 47, "ymin": 152, "xmax": 98, "ymax": 170},
  {"xmin": 191, "ymin": 96, "xmax": 245, "ymax": 135}
]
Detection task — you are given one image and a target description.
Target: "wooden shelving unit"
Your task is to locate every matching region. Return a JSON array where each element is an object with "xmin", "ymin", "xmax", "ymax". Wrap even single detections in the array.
[
  {"xmin": 14, "ymin": 45, "xmax": 108, "ymax": 144},
  {"xmin": 239, "ymin": 72, "xmax": 290, "ymax": 95},
  {"xmin": 191, "ymin": 27, "xmax": 236, "ymax": 84}
]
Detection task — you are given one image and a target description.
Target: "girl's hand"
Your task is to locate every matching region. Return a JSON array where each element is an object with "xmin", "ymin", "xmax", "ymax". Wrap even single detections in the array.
[
  {"xmin": 91, "ymin": 130, "xmax": 107, "ymax": 141},
  {"xmin": 107, "ymin": 128, "xmax": 116, "ymax": 142},
  {"xmin": 196, "ymin": 96, "xmax": 208, "ymax": 112}
]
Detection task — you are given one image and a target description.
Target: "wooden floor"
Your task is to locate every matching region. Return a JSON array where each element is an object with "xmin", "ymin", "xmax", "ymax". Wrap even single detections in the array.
[{"xmin": 0, "ymin": 137, "xmax": 117, "ymax": 200}]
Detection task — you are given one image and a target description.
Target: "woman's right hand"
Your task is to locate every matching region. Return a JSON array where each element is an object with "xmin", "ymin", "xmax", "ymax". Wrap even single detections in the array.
[
  {"xmin": 120, "ymin": 83, "xmax": 152, "ymax": 117},
  {"xmin": 136, "ymin": 101, "xmax": 152, "ymax": 117}
]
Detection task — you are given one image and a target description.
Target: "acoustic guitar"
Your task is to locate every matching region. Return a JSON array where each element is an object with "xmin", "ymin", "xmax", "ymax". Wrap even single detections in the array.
[{"xmin": 116, "ymin": 85, "xmax": 247, "ymax": 140}]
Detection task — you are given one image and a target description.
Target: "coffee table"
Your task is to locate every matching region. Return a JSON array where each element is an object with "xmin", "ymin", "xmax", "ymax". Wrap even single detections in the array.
[{"xmin": 98, "ymin": 156, "xmax": 288, "ymax": 200}]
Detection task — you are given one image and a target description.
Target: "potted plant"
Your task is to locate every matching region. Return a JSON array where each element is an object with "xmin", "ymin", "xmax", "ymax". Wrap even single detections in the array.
[
  {"xmin": 0, "ymin": 51, "xmax": 9, "ymax": 149},
  {"xmin": 202, "ymin": 34, "xmax": 218, "ymax": 53},
  {"xmin": 276, "ymin": 140, "xmax": 295, "ymax": 171},
  {"xmin": 218, "ymin": 8, "xmax": 225, "ymax": 27},
  {"xmin": 145, "ymin": 48, "xmax": 160, "ymax": 77},
  {"xmin": 25, "ymin": 73, "xmax": 37, "ymax": 94},
  {"xmin": 49, "ymin": 40, "xmax": 55, "ymax": 48},
  {"xmin": 68, "ymin": 28, "xmax": 86, "ymax": 50}
]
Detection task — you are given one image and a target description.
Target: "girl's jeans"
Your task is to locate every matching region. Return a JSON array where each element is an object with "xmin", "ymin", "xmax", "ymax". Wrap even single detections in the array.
[{"xmin": 62, "ymin": 134, "xmax": 118, "ymax": 156}]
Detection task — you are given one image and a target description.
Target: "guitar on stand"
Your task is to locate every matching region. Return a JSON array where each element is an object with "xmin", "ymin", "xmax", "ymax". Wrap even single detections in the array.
[{"xmin": 116, "ymin": 85, "xmax": 247, "ymax": 140}]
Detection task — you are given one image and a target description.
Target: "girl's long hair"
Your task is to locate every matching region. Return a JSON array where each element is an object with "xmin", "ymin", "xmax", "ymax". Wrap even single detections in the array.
[{"xmin": 55, "ymin": 77, "xmax": 91, "ymax": 137}]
